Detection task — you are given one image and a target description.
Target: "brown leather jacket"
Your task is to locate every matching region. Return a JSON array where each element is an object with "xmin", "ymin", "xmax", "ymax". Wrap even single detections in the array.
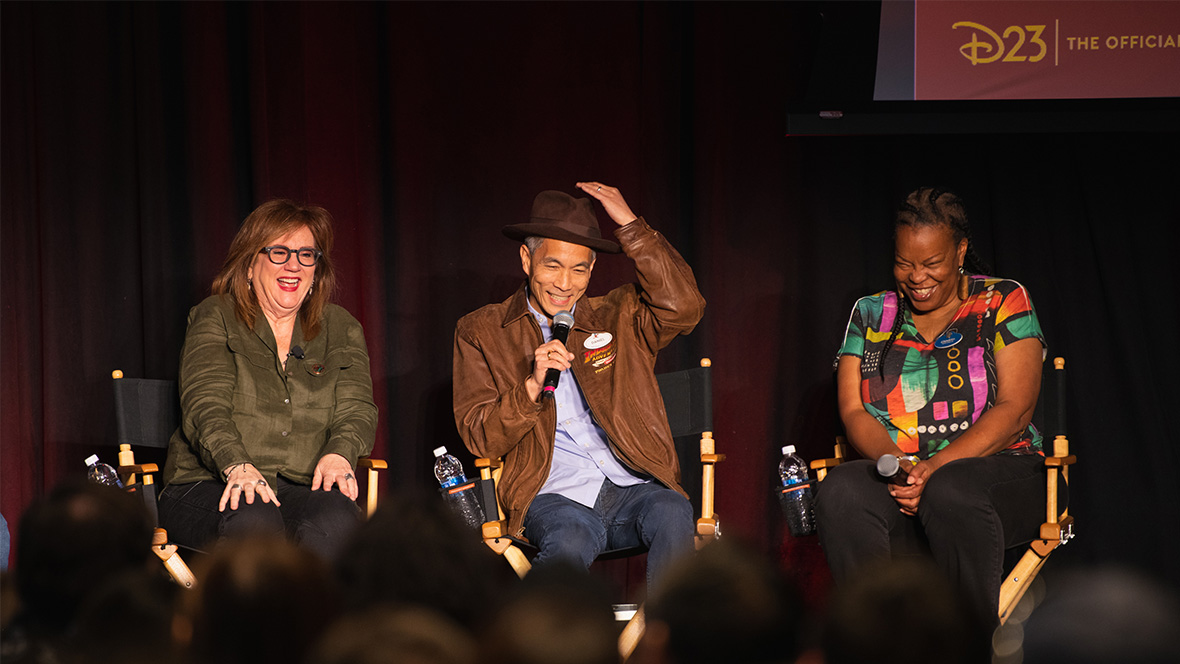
[{"xmin": 452, "ymin": 218, "xmax": 706, "ymax": 539}]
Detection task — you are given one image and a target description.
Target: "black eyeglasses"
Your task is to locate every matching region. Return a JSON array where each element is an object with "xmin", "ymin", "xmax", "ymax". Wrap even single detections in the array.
[{"xmin": 259, "ymin": 245, "xmax": 322, "ymax": 267}]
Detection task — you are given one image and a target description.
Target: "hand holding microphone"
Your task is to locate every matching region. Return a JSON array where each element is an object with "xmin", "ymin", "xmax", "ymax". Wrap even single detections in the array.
[
  {"xmin": 527, "ymin": 311, "xmax": 574, "ymax": 402},
  {"xmin": 877, "ymin": 453, "xmax": 920, "ymax": 485},
  {"xmin": 541, "ymin": 311, "xmax": 575, "ymax": 398}
]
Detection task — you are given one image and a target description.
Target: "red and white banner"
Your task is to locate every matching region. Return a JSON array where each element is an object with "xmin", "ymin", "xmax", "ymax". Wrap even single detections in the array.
[{"xmin": 912, "ymin": 1, "xmax": 1180, "ymax": 100}]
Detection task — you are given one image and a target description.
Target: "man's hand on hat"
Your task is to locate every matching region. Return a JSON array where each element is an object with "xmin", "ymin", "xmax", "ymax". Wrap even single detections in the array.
[{"xmin": 577, "ymin": 181, "xmax": 637, "ymax": 227}]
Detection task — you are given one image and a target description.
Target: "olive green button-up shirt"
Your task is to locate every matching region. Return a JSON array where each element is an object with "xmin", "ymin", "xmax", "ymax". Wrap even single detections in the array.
[{"xmin": 163, "ymin": 295, "xmax": 378, "ymax": 488}]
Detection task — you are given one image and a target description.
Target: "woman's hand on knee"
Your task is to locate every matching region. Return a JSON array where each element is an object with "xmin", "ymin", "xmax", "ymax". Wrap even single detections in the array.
[
  {"xmin": 219, "ymin": 463, "xmax": 281, "ymax": 512},
  {"xmin": 312, "ymin": 453, "xmax": 359, "ymax": 501}
]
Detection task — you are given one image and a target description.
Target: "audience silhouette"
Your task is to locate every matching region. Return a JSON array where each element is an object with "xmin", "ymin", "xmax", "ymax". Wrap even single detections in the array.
[{"xmin": 6, "ymin": 478, "xmax": 1172, "ymax": 664}]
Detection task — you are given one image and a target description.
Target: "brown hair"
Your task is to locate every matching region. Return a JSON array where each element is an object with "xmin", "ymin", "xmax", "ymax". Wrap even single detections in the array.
[{"xmin": 211, "ymin": 199, "xmax": 337, "ymax": 340}]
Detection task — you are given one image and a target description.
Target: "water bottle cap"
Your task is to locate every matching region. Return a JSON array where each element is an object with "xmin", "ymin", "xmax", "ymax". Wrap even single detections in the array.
[
  {"xmin": 432, "ymin": 446, "xmax": 447, "ymax": 457},
  {"xmin": 782, "ymin": 445, "xmax": 795, "ymax": 455},
  {"xmin": 84, "ymin": 454, "xmax": 99, "ymax": 466}
]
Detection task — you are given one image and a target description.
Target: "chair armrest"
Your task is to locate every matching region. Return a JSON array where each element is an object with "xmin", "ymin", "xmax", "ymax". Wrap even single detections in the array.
[
  {"xmin": 810, "ymin": 458, "xmax": 843, "ymax": 471},
  {"xmin": 475, "ymin": 457, "xmax": 503, "ymax": 482},
  {"xmin": 1044, "ymin": 455, "xmax": 1076, "ymax": 467},
  {"xmin": 357, "ymin": 457, "xmax": 387, "ymax": 518},
  {"xmin": 357, "ymin": 457, "xmax": 387, "ymax": 470},
  {"xmin": 1040, "ymin": 515, "xmax": 1075, "ymax": 543},
  {"xmin": 482, "ymin": 520, "xmax": 510, "ymax": 540},
  {"xmin": 119, "ymin": 463, "xmax": 160, "ymax": 475}
]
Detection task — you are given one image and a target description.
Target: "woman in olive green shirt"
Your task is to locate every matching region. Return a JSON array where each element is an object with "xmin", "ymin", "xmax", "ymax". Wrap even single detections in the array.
[{"xmin": 159, "ymin": 200, "xmax": 377, "ymax": 560}]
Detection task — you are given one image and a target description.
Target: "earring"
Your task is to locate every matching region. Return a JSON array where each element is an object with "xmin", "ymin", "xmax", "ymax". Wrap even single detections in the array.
[
  {"xmin": 248, "ymin": 278, "xmax": 253, "ymax": 291},
  {"xmin": 958, "ymin": 265, "xmax": 969, "ymax": 300}
]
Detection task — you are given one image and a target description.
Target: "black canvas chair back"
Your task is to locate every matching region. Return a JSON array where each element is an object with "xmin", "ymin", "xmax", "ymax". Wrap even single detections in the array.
[
  {"xmin": 111, "ymin": 375, "xmax": 180, "ymax": 529},
  {"xmin": 1031, "ymin": 355, "xmax": 1068, "ymax": 441},
  {"xmin": 657, "ymin": 362, "xmax": 713, "ymax": 438},
  {"xmin": 657, "ymin": 361, "xmax": 714, "ymax": 521},
  {"xmin": 113, "ymin": 377, "xmax": 180, "ymax": 449}
]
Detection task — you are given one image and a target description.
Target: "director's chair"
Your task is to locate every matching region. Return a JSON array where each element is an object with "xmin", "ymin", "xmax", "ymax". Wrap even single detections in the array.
[
  {"xmin": 111, "ymin": 369, "xmax": 388, "ymax": 588},
  {"xmin": 809, "ymin": 357, "xmax": 1075, "ymax": 626},
  {"xmin": 471, "ymin": 357, "xmax": 722, "ymax": 660}
]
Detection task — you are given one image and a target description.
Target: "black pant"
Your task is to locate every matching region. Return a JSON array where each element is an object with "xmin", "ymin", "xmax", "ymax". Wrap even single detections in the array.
[
  {"xmin": 814, "ymin": 455, "xmax": 1064, "ymax": 628},
  {"xmin": 158, "ymin": 476, "xmax": 362, "ymax": 561}
]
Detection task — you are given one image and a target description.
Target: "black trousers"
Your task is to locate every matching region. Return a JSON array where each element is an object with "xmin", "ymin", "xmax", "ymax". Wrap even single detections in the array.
[
  {"xmin": 814, "ymin": 455, "xmax": 1064, "ymax": 628},
  {"xmin": 158, "ymin": 476, "xmax": 362, "ymax": 561}
]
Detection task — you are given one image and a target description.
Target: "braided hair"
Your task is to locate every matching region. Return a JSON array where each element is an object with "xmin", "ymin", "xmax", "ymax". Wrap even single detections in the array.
[{"xmin": 878, "ymin": 187, "xmax": 990, "ymax": 379}]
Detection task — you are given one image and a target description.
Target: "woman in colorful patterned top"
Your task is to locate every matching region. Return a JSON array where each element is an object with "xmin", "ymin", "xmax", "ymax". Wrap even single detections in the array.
[{"xmin": 814, "ymin": 187, "xmax": 1062, "ymax": 629}]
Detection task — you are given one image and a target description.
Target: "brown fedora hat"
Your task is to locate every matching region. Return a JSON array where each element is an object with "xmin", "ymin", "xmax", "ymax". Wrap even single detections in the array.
[{"xmin": 502, "ymin": 190, "xmax": 622, "ymax": 253}]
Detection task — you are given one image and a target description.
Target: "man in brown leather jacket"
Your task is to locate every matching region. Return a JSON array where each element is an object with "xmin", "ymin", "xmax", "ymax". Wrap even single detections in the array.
[{"xmin": 452, "ymin": 181, "xmax": 705, "ymax": 589}]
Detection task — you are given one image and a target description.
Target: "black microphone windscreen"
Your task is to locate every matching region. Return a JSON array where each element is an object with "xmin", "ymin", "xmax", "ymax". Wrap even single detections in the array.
[{"xmin": 290, "ymin": 345, "xmax": 305, "ymax": 360}]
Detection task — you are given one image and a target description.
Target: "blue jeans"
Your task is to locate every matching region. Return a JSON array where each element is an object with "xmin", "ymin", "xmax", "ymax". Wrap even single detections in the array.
[
  {"xmin": 158, "ymin": 476, "xmax": 362, "ymax": 561},
  {"xmin": 522, "ymin": 478, "xmax": 694, "ymax": 591}
]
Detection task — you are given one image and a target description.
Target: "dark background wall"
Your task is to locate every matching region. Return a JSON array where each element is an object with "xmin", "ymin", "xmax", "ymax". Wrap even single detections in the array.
[{"xmin": 3, "ymin": 1, "xmax": 1177, "ymax": 599}]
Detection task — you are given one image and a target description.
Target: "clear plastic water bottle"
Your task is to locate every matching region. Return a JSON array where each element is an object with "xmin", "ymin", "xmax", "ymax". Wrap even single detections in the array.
[
  {"xmin": 433, "ymin": 446, "xmax": 485, "ymax": 529},
  {"xmin": 778, "ymin": 445, "xmax": 815, "ymax": 536},
  {"xmin": 85, "ymin": 454, "xmax": 123, "ymax": 488}
]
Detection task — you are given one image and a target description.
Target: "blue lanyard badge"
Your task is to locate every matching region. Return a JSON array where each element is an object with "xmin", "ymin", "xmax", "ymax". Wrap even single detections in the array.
[{"xmin": 934, "ymin": 329, "xmax": 963, "ymax": 349}]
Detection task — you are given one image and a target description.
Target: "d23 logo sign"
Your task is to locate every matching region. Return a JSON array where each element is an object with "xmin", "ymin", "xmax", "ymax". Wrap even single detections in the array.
[{"xmin": 953, "ymin": 21, "xmax": 1048, "ymax": 65}]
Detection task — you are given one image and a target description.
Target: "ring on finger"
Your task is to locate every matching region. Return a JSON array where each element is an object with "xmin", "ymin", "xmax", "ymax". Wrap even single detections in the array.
[
  {"xmin": 232, "ymin": 484, "xmax": 242, "ymax": 490},
  {"xmin": 597, "ymin": 186, "xmax": 602, "ymax": 191},
  {"xmin": 344, "ymin": 473, "xmax": 354, "ymax": 481},
  {"xmin": 257, "ymin": 479, "xmax": 267, "ymax": 487}
]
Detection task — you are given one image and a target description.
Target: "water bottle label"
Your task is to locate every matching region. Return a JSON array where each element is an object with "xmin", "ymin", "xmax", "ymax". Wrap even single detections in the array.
[
  {"xmin": 446, "ymin": 481, "xmax": 476, "ymax": 494},
  {"xmin": 440, "ymin": 477, "xmax": 462, "ymax": 488},
  {"xmin": 780, "ymin": 480, "xmax": 813, "ymax": 494}
]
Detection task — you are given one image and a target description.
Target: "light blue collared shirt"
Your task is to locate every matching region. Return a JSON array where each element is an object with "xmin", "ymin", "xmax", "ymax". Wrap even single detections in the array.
[{"xmin": 528, "ymin": 300, "xmax": 650, "ymax": 507}]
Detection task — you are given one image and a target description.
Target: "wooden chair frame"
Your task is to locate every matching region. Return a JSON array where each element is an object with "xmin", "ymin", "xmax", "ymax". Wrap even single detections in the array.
[
  {"xmin": 810, "ymin": 357, "xmax": 1075, "ymax": 626},
  {"xmin": 997, "ymin": 357, "xmax": 1075, "ymax": 624}
]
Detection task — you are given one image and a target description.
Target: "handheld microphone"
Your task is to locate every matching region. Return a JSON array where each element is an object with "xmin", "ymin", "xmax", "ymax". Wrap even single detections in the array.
[
  {"xmin": 289, "ymin": 345, "xmax": 305, "ymax": 360},
  {"xmin": 541, "ymin": 311, "xmax": 574, "ymax": 399},
  {"xmin": 877, "ymin": 454, "xmax": 919, "ymax": 485}
]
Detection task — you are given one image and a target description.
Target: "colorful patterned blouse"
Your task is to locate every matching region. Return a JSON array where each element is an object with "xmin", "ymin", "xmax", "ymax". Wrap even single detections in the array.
[{"xmin": 836, "ymin": 277, "xmax": 1046, "ymax": 459}]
